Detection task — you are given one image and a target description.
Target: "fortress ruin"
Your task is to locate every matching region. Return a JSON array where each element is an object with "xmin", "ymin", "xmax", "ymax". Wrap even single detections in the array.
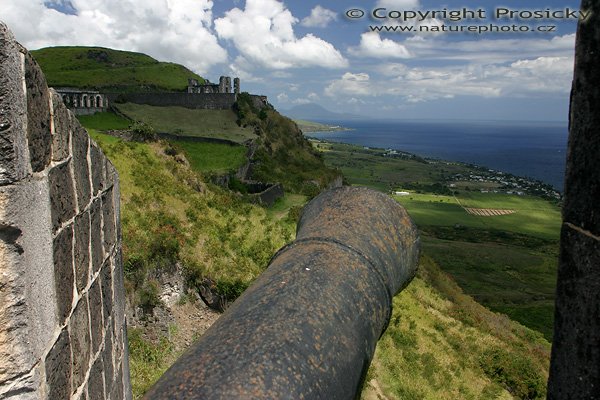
[{"xmin": 187, "ymin": 76, "xmax": 241, "ymax": 95}]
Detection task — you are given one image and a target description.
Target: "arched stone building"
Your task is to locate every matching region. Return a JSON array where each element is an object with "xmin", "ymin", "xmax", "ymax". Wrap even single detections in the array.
[{"xmin": 55, "ymin": 88, "xmax": 108, "ymax": 115}]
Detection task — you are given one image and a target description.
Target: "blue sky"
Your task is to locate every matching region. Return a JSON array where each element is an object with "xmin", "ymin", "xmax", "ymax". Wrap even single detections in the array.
[{"xmin": 2, "ymin": 0, "xmax": 581, "ymax": 121}]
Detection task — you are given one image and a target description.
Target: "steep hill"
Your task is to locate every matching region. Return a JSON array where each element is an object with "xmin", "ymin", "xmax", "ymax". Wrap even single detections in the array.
[{"xmin": 30, "ymin": 46, "xmax": 204, "ymax": 92}]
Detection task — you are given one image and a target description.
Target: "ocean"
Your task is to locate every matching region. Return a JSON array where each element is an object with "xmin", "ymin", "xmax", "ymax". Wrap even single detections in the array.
[{"xmin": 307, "ymin": 119, "xmax": 568, "ymax": 191}]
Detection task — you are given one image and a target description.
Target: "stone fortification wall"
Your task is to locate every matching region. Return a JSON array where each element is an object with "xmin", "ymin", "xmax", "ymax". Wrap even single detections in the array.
[
  {"xmin": 548, "ymin": 1, "xmax": 600, "ymax": 398},
  {"xmin": 106, "ymin": 92, "xmax": 237, "ymax": 110},
  {"xmin": 0, "ymin": 23, "xmax": 131, "ymax": 400}
]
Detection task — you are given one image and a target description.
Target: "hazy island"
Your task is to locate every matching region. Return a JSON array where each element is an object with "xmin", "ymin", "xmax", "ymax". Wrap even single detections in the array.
[{"xmin": 294, "ymin": 119, "xmax": 353, "ymax": 133}]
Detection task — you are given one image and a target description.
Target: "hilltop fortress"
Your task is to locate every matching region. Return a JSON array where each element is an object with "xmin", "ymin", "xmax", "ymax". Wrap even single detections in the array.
[{"xmin": 55, "ymin": 76, "xmax": 268, "ymax": 115}]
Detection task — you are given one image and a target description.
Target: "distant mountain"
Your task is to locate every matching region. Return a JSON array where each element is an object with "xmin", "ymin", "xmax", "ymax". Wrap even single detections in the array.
[
  {"xmin": 281, "ymin": 103, "xmax": 367, "ymax": 121},
  {"xmin": 30, "ymin": 46, "xmax": 204, "ymax": 92}
]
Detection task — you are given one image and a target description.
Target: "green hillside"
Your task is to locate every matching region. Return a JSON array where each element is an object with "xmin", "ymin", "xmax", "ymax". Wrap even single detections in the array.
[
  {"xmin": 113, "ymin": 103, "xmax": 256, "ymax": 143},
  {"xmin": 30, "ymin": 46, "xmax": 204, "ymax": 92}
]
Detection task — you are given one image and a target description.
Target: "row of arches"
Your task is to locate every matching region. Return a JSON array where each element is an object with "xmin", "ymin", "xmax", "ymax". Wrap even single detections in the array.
[{"xmin": 61, "ymin": 94, "xmax": 106, "ymax": 109}]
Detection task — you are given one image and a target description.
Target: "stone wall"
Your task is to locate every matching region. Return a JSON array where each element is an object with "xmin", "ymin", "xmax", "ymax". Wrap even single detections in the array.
[
  {"xmin": 547, "ymin": 1, "xmax": 600, "ymax": 398},
  {"xmin": 106, "ymin": 92, "xmax": 237, "ymax": 110},
  {"xmin": 0, "ymin": 23, "xmax": 131, "ymax": 400},
  {"xmin": 248, "ymin": 183, "xmax": 285, "ymax": 207}
]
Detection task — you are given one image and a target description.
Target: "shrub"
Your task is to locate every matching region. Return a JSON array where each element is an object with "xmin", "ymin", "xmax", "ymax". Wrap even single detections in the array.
[
  {"xmin": 130, "ymin": 121, "xmax": 156, "ymax": 142},
  {"xmin": 138, "ymin": 279, "xmax": 162, "ymax": 314}
]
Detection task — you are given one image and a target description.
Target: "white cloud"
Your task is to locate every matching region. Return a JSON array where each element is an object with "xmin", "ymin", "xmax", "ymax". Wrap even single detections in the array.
[
  {"xmin": 325, "ymin": 55, "xmax": 573, "ymax": 103},
  {"xmin": 292, "ymin": 98, "xmax": 312, "ymax": 105},
  {"xmin": 227, "ymin": 57, "xmax": 264, "ymax": 82},
  {"xmin": 2, "ymin": 0, "xmax": 227, "ymax": 74},
  {"xmin": 325, "ymin": 72, "xmax": 372, "ymax": 97},
  {"xmin": 301, "ymin": 5, "xmax": 337, "ymax": 28},
  {"xmin": 277, "ymin": 93, "xmax": 289, "ymax": 102},
  {"xmin": 349, "ymin": 32, "xmax": 412, "ymax": 59},
  {"xmin": 405, "ymin": 34, "xmax": 575, "ymax": 64},
  {"xmin": 214, "ymin": 0, "xmax": 348, "ymax": 70}
]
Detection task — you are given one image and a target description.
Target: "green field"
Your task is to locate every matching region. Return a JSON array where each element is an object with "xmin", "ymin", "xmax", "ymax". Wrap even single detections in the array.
[
  {"xmin": 115, "ymin": 103, "xmax": 256, "ymax": 143},
  {"xmin": 317, "ymin": 140, "xmax": 561, "ymax": 340},
  {"xmin": 77, "ymin": 111, "xmax": 131, "ymax": 130},
  {"xmin": 170, "ymin": 141, "xmax": 247, "ymax": 174},
  {"xmin": 394, "ymin": 192, "xmax": 561, "ymax": 240},
  {"xmin": 31, "ymin": 46, "xmax": 203, "ymax": 91}
]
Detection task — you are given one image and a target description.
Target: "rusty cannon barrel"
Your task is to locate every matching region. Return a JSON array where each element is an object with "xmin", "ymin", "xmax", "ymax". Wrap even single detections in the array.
[{"xmin": 144, "ymin": 186, "xmax": 420, "ymax": 399}]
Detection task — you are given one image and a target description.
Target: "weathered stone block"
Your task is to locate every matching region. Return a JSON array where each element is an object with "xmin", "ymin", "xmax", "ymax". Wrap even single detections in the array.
[
  {"xmin": 103, "ymin": 331, "xmax": 114, "ymax": 395},
  {"xmin": 53, "ymin": 224, "xmax": 74, "ymax": 325},
  {"xmin": 105, "ymin": 159, "xmax": 116, "ymax": 189},
  {"xmin": 112, "ymin": 248, "xmax": 126, "ymax": 332},
  {"xmin": 0, "ymin": 23, "xmax": 31, "ymax": 185},
  {"xmin": 72, "ymin": 124, "xmax": 91, "ymax": 210},
  {"xmin": 45, "ymin": 328, "xmax": 72, "ymax": 400},
  {"xmin": 102, "ymin": 188, "xmax": 115, "ymax": 253},
  {"xmin": 0, "ymin": 178, "xmax": 56, "ymax": 386},
  {"xmin": 561, "ymin": 1, "xmax": 600, "ymax": 239},
  {"xmin": 74, "ymin": 210, "xmax": 90, "ymax": 293},
  {"xmin": 90, "ymin": 198, "xmax": 103, "ymax": 274},
  {"xmin": 101, "ymin": 260, "xmax": 113, "ymax": 324},
  {"xmin": 49, "ymin": 89, "xmax": 71, "ymax": 161},
  {"xmin": 80, "ymin": 383, "xmax": 89, "ymax": 400},
  {"xmin": 48, "ymin": 161, "xmax": 76, "ymax": 232},
  {"xmin": 549, "ymin": 225, "xmax": 600, "ymax": 398},
  {"xmin": 70, "ymin": 296, "xmax": 91, "ymax": 392},
  {"xmin": 121, "ymin": 325, "xmax": 132, "ymax": 400},
  {"xmin": 89, "ymin": 141, "xmax": 105, "ymax": 195},
  {"xmin": 88, "ymin": 354, "xmax": 105, "ymax": 400},
  {"xmin": 556, "ymin": 224, "xmax": 600, "ymax": 282},
  {"xmin": 110, "ymin": 364, "xmax": 124, "ymax": 400},
  {"xmin": 24, "ymin": 52, "xmax": 51, "ymax": 172},
  {"xmin": 113, "ymin": 173, "xmax": 121, "ymax": 242},
  {"xmin": 89, "ymin": 277, "xmax": 103, "ymax": 355}
]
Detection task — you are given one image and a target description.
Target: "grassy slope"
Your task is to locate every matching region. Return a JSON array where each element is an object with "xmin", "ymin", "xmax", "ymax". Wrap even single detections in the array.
[
  {"xmin": 364, "ymin": 256, "xmax": 550, "ymax": 400},
  {"xmin": 114, "ymin": 103, "xmax": 256, "ymax": 143},
  {"xmin": 317, "ymin": 140, "xmax": 560, "ymax": 341},
  {"xmin": 31, "ymin": 46, "xmax": 204, "ymax": 91},
  {"xmin": 171, "ymin": 141, "xmax": 248, "ymax": 174},
  {"xmin": 235, "ymin": 93, "xmax": 341, "ymax": 194}
]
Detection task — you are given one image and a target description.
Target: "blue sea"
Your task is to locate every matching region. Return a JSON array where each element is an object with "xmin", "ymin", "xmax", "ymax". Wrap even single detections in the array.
[{"xmin": 307, "ymin": 119, "xmax": 568, "ymax": 191}]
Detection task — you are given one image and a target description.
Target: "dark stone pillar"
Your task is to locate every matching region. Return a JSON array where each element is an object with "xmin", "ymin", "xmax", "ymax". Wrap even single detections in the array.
[{"xmin": 547, "ymin": 1, "xmax": 600, "ymax": 398}]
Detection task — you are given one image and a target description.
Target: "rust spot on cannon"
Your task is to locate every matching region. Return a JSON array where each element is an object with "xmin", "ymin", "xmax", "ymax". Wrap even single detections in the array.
[{"xmin": 144, "ymin": 186, "xmax": 419, "ymax": 399}]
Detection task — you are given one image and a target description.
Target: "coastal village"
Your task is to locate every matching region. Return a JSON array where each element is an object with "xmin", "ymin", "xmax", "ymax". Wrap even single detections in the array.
[{"xmin": 380, "ymin": 148, "xmax": 562, "ymax": 200}]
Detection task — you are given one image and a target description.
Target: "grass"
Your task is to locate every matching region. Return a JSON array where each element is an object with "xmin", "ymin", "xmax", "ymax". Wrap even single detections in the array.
[
  {"xmin": 423, "ymin": 237, "xmax": 557, "ymax": 339},
  {"xmin": 31, "ymin": 46, "xmax": 203, "ymax": 91},
  {"xmin": 114, "ymin": 103, "xmax": 256, "ymax": 143},
  {"xmin": 362, "ymin": 256, "xmax": 550, "ymax": 400},
  {"xmin": 170, "ymin": 140, "xmax": 248, "ymax": 174},
  {"xmin": 77, "ymin": 111, "xmax": 131, "ymax": 130},
  {"xmin": 393, "ymin": 191, "xmax": 561, "ymax": 240}
]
